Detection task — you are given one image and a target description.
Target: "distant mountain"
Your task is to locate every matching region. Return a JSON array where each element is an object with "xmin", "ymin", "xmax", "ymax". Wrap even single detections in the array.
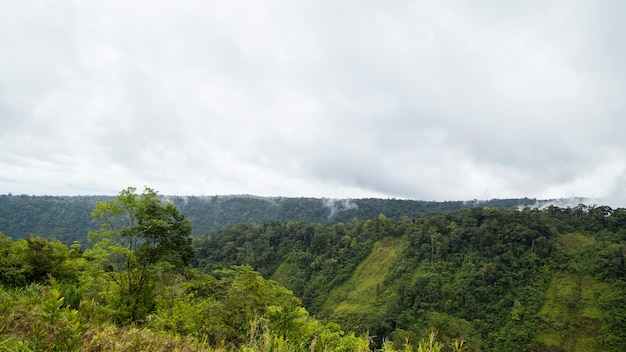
[{"xmin": 0, "ymin": 193, "xmax": 587, "ymax": 244}]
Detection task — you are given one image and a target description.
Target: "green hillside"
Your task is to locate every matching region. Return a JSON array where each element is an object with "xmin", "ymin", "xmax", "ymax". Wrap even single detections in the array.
[
  {"xmin": 194, "ymin": 205, "xmax": 626, "ymax": 351},
  {"xmin": 322, "ymin": 236, "xmax": 408, "ymax": 324},
  {"xmin": 536, "ymin": 273, "xmax": 608, "ymax": 351},
  {"xmin": 0, "ymin": 188, "xmax": 378, "ymax": 352},
  {"xmin": 0, "ymin": 193, "xmax": 556, "ymax": 244},
  {"xmin": 2, "ymin": 188, "xmax": 625, "ymax": 351}
]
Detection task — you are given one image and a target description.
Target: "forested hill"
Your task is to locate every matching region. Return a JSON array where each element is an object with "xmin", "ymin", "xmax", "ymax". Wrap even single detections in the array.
[
  {"xmin": 194, "ymin": 205, "xmax": 626, "ymax": 351},
  {"xmin": 1, "ymin": 188, "xmax": 625, "ymax": 351},
  {"xmin": 0, "ymin": 194, "xmax": 574, "ymax": 243}
]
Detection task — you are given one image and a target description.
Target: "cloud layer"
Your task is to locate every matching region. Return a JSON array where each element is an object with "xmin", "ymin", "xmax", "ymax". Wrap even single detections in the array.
[{"xmin": 1, "ymin": 1, "xmax": 625, "ymax": 206}]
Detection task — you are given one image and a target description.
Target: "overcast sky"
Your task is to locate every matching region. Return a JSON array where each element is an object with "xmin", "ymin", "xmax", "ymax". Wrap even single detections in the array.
[{"xmin": 1, "ymin": 1, "xmax": 625, "ymax": 206}]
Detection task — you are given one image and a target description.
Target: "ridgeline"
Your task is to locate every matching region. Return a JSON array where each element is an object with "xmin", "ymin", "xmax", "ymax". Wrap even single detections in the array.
[
  {"xmin": 0, "ymin": 193, "xmax": 573, "ymax": 244},
  {"xmin": 2, "ymin": 190, "xmax": 623, "ymax": 351}
]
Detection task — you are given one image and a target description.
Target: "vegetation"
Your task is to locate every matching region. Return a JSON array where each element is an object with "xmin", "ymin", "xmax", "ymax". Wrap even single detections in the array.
[
  {"xmin": 193, "ymin": 205, "xmax": 626, "ymax": 351},
  {"xmin": 1, "ymin": 188, "xmax": 463, "ymax": 351},
  {"xmin": 1, "ymin": 187, "xmax": 625, "ymax": 351},
  {"xmin": 0, "ymin": 193, "xmax": 550, "ymax": 244},
  {"xmin": 87, "ymin": 186, "xmax": 195, "ymax": 323},
  {"xmin": 0, "ymin": 195, "xmax": 103, "ymax": 244},
  {"xmin": 0, "ymin": 188, "xmax": 376, "ymax": 351},
  {"xmin": 0, "ymin": 267, "xmax": 375, "ymax": 351}
]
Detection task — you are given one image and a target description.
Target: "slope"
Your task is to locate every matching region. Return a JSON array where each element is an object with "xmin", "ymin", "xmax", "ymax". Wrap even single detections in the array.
[{"xmin": 320, "ymin": 235, "xmax": 408, "ymax": 328}]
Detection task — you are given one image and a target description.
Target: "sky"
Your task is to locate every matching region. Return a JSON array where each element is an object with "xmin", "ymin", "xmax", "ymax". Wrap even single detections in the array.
[{"xmin": 1, "ymin": 1, "xmax": 625, "ymax": 206}]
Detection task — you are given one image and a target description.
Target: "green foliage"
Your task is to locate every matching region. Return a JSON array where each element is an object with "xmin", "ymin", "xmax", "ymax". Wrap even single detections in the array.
[
  {"xmin": 87, "ymin": 186, "xmax": 195, "ymax": 323},
  {"xmin": 535, "ymin": 273, "xmax": 608, "ymax": 351},
  {"xmin": 151, "ymin": 266, "xmax": 303, "ymax": 346},
  {"xmin": 322, "ymin": 236, "xmax": 407, "ymax": 339},
  {"xmin": 190, "ymin": 205, "xmax": 626, "ymax": 351},
  {"xmin": 195, "ymin": 219, "xmax": 383, "ymax": 312},
  {"xmin": 0, "ymin": 195, "xmax": 102, "ymax": 245},
  {"xmin": 89, "ymin": 187, "xmax": 194, "ymax": 267},
  {"xmin": 0, "ymin": 263, "xmax": 375, "ymax": 351},
  {"xmin": 0, "ymin": 233, "xmax": 77, "ymax": 287},
  {"xmin": 1, "ymin": 193, "xmax": 544, "ymax": 244},
  {"xmin": 149, "ymin": 266, "xmax": 373, "ymax": 350},
  {"xmin": 0, "ymin": 283, "xmax": 84, "ymax": 352},
  {"xmin": 36, "ymin": 287, "xmax": 84, "ymax": 351},
  {"xmin": 5, "ymin": 193, "xmax": 626, "ymax": 351}
]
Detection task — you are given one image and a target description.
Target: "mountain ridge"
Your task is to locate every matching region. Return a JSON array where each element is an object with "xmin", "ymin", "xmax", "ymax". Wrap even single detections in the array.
[{"xmin": 0, "ymin": 193, "xmax": 588, "ymax": 244}]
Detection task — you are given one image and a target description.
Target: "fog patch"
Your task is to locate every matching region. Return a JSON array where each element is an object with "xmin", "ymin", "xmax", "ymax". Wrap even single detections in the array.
[
  {"xmin": 520, "ymin": 197, "xmax": 593, "ymax": 210},
  {"xmin": 323, "ymin": 198, "xmax": 358, "ymax": 219}
]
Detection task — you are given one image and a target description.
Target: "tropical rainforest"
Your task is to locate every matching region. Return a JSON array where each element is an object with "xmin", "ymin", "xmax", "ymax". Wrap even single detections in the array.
[
  {"xmin": 0, "ymin": 193, "xmax": 551, "ymax": 245},
  {"xmin": 1, "ymin": 187, "xmax": 625, "ymax": 351}
]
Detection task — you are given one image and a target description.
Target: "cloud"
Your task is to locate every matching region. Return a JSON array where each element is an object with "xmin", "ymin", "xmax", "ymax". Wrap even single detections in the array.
[
  {"xmin": 0, "ymin": 1, "xmax": 625, "ymax": 206},
  {"xmin": 323, "ymin": 198, "xmax": 359, "ymax": 219}
]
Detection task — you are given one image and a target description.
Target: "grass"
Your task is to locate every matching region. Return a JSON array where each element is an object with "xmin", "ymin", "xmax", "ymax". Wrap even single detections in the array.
[
  {"xmin": 559, "ymin": 233, "xmax": 595, "ymax": 250},
  {"xmin": 535, "ymin": 272, "xmax": 609, "ymax": 352},
  {"xmin": 322, "ymin": 236, "xmax": 408, "ymax": 316},
  {"xmin": 270, "ymin": 261, "xmax": 292, "ymax": 287}
]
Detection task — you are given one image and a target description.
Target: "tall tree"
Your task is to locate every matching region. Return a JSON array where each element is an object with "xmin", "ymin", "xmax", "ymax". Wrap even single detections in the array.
[{"xmin": 88, "ymin": 186, "xmax": 194, "ymax": 323}]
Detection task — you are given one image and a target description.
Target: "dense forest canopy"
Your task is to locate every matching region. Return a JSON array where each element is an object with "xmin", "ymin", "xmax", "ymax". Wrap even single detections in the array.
[
  {"xmin": 0, "ymin": 193, "xmax": 580, "ymax": 244},
  {"xmin": 1, "ymin": 188, "xmax": 624, "ymax": 351},
  {"xmin": 192, "ymin": 205, "xmax": 626, "ymax": 351}
]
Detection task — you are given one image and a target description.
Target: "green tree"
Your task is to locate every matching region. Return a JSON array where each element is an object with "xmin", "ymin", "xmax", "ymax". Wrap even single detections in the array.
[{"xmin": 87, "ymin": 186, "xmax": 194, "ymax": 323}]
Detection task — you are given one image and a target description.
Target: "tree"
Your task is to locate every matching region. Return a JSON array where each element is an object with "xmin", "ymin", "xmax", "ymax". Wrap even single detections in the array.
[{"xmin": 87, "ymin": 186, "xmax": 194, "ymax": 323}]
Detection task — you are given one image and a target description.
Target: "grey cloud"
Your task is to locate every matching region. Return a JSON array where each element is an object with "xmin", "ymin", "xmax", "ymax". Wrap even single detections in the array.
[{"xmin": 0, "ymin": 1, "xmax": 625, "ymax": 205}]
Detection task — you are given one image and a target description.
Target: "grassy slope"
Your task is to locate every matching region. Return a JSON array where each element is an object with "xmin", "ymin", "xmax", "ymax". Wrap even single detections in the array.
[
  {"xmin": 534, "ymin": 233, "xmax": 612, "ymax": 352},
  {"xmin": 270, "ymin": 261, "xmax": 291, "ymax": 285},
  {"xmin": 320, "ymin": 236, "xmax": 407, "ymax": 326},
  {"xmin": 317, "ymin": 229, "xmax": 623, "ymax": 351},
  {"xmin": 536, "ymin": 273, "xmax": 609, "ymax": 352}
]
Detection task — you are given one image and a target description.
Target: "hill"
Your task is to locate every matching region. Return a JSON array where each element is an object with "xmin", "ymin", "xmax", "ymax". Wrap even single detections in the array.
[
  {"xmin": 0, "ymin": 193, "xmax": 577, "ymax": 244},
  {"xmin": 194, "ymin": 205, "xmax": 626, "ymax": 351},
  {"xmin": 1, "ymin": 188, "xmax": 624, "ymax": 351}
]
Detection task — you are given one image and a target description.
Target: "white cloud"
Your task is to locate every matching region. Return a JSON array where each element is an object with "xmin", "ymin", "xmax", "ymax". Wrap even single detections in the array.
[{"xmin": 0, "ymin": 1, "xmax": 625, "ymax": 206}]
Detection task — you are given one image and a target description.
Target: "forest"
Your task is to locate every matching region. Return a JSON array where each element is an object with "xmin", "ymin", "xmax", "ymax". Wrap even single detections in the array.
[
  {"xmin": 1, "ymin": 187, "xmax": 625, "ymax": 351},
  {"xmin": 0, "ymin": 193, "xmax": 556, "ymax": 245}
]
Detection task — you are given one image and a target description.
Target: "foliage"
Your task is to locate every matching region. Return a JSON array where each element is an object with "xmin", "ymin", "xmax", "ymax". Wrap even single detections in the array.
[
  {"xmin": 0, "ymin": 262, "xmax": 374, "ymax": 351},
  {"xmin": 535, "ymin": 273, "xmax": 607, "ymax": 351},
  {"xmin": 86, "ymin": 186, "xmax": 194, "ymax": 323},
  {"xmin": 321, "ymin": 236, "xmax": 407, "ymax": 341},
  {"xmin": 194, "ymin": 206, "xmax": 626, "ymax": 351},
  {"xmin": 0, "ymin": 195, "xmax": 105, "ymax": 244},
  {"xmin": 1, "ymin": 193, "xmax": 544, "ymax": 244},
  {"xmin": 0, "ymin": 188, "xmax": 380, "ymax": 351},
  {"xmin": 4, "ymin": 189, "xmax": 626, "ymax": 351},
  {"xmin": 0, "ymin": 232, "xmax": 78, "ymax": 286}
]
